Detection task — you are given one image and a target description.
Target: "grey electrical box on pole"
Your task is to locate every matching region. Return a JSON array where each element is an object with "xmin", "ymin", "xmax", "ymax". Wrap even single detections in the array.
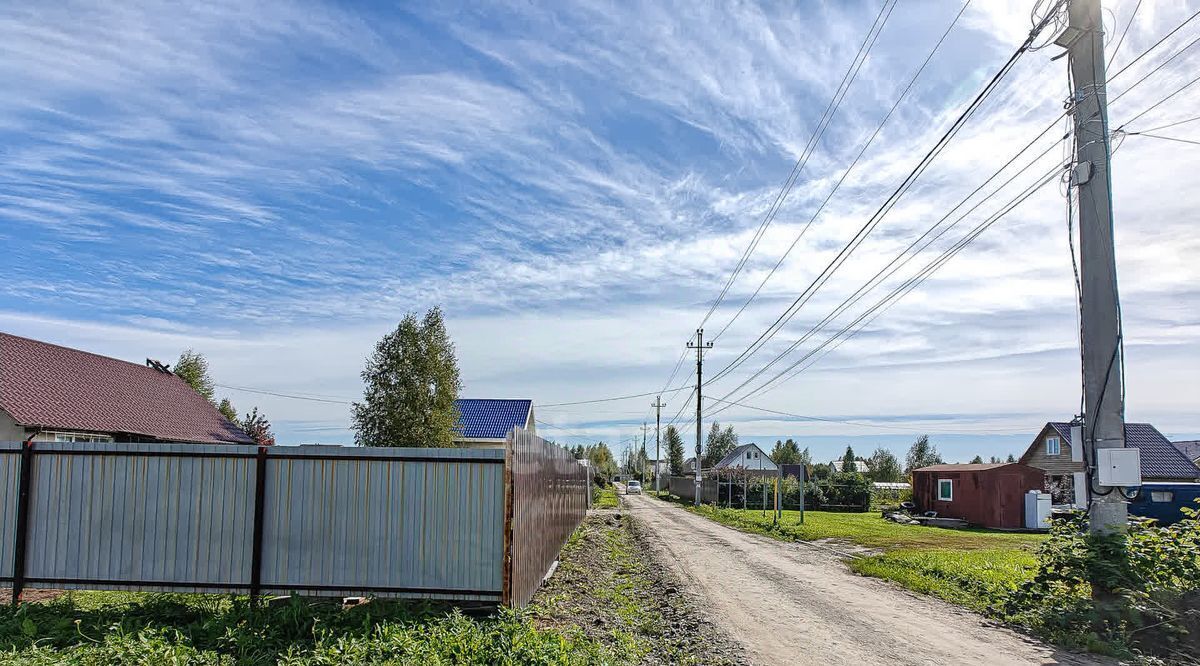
[{"xmin": 1062, "ymin": 0, "xmax": 1129, "ymax": 533}]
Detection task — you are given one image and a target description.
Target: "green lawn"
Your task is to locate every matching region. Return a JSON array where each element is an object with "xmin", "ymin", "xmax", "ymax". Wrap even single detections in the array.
[{"xmin": 684, "ymin": 503, "xmax": 1045, "ymax": 614}]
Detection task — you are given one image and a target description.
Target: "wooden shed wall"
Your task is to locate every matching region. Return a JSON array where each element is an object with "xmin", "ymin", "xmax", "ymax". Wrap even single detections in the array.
[{"xmin": 912, "ymin": 465, "xmax": 1044, "ymax": 529}]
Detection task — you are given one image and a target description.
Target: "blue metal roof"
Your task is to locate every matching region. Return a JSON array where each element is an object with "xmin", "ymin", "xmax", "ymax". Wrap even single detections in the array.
[
  {"xmin": 1049, "ymin": 422, "xmax": 1200, "ymax": 480},
  {"xmin": 454, "ymin": 399, "xmax": 531, "ymax": 440}
]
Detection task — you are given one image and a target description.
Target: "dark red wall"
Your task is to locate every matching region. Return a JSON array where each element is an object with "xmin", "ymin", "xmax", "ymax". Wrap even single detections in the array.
[{"xmin": 912, "ymin": 464, "xmax": 1044, "ymax": 529}]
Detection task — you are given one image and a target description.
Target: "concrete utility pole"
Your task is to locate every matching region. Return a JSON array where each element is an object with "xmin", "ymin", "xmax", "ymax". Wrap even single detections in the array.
[
  {"xmin": 652, "ymin": 396, "xmax": 665, "ymax": 493},
  {"xmin": 1064, "ymin": 0, "xmax": 1127, "ymax": 534},
  {"xmin": 687, "ymin": 329, "xmax": 713, "ymax": 507},
  {"xmin": 640, "ymin": 422, "xmax": 649, "ymax": 482}
]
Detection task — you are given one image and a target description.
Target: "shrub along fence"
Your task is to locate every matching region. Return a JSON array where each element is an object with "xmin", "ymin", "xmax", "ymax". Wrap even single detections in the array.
[{"xmin": 0, "ymin": 428, "xmax": 586, "ymax": 608}]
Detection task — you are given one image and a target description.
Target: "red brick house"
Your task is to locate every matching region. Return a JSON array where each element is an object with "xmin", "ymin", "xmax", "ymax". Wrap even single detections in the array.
[{"xmin": 0, "ymin": 332, "xmax": 252, "ymax": 445}]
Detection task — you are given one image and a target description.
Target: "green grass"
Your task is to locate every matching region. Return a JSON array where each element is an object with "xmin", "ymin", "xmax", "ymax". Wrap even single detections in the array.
[
  {"xmin": 680, "ymin": 502, "xmax": 1045, "ymax": 614},
  {"xmin": 595, "ymin": 485, "xmax": 619, "ymax": 509},
  {"xmin": 0, "ymin": 591, "xmax": 615, "ymax": 665}
]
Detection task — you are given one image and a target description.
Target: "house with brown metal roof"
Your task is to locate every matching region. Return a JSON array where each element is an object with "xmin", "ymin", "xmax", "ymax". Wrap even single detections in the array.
[{"xmin": 0, "ymin": 332, "xmax": 252, "ymax": 445}]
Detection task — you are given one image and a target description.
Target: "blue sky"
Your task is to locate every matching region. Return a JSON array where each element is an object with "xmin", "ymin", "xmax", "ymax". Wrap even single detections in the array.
[{"xmin": 2, "ymin": 0, "xmax": 1198, "ymax": 464}]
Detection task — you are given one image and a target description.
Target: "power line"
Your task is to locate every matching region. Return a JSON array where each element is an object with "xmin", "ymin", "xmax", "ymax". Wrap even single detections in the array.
[
  {"xmin": 704, "ymin": 6, "xmax": 1064, "ymax": 388},
  {"xmin": 709, "ymin": 0, "xmax": 973, "ymax": 344},
  {"xmin": 712, "ymin": 155, "xmax": 1068, "ymax": 412},
  {"xmin": 696, "ymin": 0, "xmax": 898, "ymax": 332},
  {"xmin": 535, "ymin": 384, "xmax": 691, "ymax": 408},
  {"xmin": 705, "ymin": 397, "xmax": 1029, "ymax": 435},
  {"xmin": 1135, "ymin": 114, "xmax": 1200, "ymax": 134},
  {"xmin": 1123, "ymin": 132, "xmax": 1200, "ymax": 146},
  {"xmin": 1106, "ymin": 7, "xmax": 1200, "ymax": 82},
  {"xmin": 709, "ymin": 121, "xmax": 1070, "ymax": 406},
  {"xmin": 214, "ymin": 383, "xmax": 354, "ymax": 405},
  {"xmin": 1106, "ymin": 0, "xmax": 1143, "ymax": 68}
]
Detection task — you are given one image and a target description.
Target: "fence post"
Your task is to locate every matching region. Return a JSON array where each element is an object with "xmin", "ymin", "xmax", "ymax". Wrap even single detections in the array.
[
  {"xmin": 10, "ymin": 439, "xmax": 34, "ymax": 606},
  {"xmin": 501, "ymin": 432, "xmax": 515, "ymax": 607},
  {"xmin": 249, "ymin": 446, "xmax": 268, "ymax": 606}
]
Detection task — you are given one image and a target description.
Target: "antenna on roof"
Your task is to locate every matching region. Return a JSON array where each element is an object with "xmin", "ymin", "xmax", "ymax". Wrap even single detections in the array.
[{"xmin": 145, "ymin": 359, "xmax": 172, "ymax": 374}]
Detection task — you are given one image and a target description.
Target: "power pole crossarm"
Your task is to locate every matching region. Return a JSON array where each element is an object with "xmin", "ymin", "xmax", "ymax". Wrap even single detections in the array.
[{"xmin": 1065, "ymin": 0, "xmax": 1128, "ymax": 534}]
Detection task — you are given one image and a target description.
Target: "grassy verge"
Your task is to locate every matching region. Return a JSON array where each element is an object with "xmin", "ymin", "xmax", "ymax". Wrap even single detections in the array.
[
  {"xmin": 534, "ymin": 513, "xmax": 742, "ymax": 665},
  {"xmin": 673, "ymin": 500, "xmax": 1045, "ymax": 614},
  {"xmin": 0, "ymin": 592, "xmax": 611, "ymax": 664},
  {"xmin": 0, "ymin": 511, "xmax": 738, "ymax": 665},
  {"xmin": 595, "ymin": 484, "xmax": 619, "ymax": 509}
]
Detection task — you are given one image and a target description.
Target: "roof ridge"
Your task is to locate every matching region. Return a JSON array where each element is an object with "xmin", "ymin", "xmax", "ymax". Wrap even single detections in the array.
[{"xmin": 0, "ymin": 331, "xmax": 167, "ymax": 375}]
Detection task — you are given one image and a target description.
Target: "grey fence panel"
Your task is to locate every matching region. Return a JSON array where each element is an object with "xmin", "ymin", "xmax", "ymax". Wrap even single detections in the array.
[
  {"xmin": 0, "ymin": 443, "xmax": 20, "ymax": 578},
  {"xmin": 258, "ymin": 447, "xmax": 505, "ymax": 601},
  {"xmin": 0, "ymin": 442, "xmax": 509, "ymax": 601},
  {"xmin": 23, "ymin": 442, "xmax": 257, "ymax": 593}
]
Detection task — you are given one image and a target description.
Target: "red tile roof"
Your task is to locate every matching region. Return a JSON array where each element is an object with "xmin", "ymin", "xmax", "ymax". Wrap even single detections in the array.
[{"xmin": 0, "ymin": 332, "xmax": 252, "ymax": 444}]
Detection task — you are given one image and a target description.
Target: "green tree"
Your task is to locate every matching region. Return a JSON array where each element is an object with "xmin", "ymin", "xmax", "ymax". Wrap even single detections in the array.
[
  {"xmin": 841, "ymin": 446, "xmax": 858, "ymax": 474},
  {"xmin": 701, "ymin": 422, "xmax": 738, "ymax": 468},
  {"xmin": 867, "ymin": 447, "xmax": 903, "ymax": 482},
  {"xmin": 665, "ymin": 425, "xmax": 685, "ymax": 476},
  {"xmin": 989, "ymin": 455, "xmax": 1003, "ymax": 464},
  {"xmin": 217, "ymin": 398, "xmax": 238, "ymax": 423},
  {"xmin": 239, "ymin": 407, "xmax": 275, "ymax": 447},
  {"xmin": 904, "ymin": 435, "xmax": 943, "ymax": 473},
  {"xmin": 174, "ymin": 349, "xmax": 215, "ymax": 404},
  {"xmin": 353, "ymin": 307, "xmax": 461, "ymax": 447},
  {"xmin": 587, "ymin": 442, "xmax": 619, "ymax": 482},
  {"xmin": 797, "ymin": 445, "xmax": 812, "ymax": 466},
  {"xmin": 1006, "ymin": 453, "xmax": 1017, "ymax": 463},
  {"xmin": 970, "ymin": 455, "xmax": 984, "ymax": 464},
  {"xmin": 769, "ymin": 438, "xmax": 803, "ymax": 465}
]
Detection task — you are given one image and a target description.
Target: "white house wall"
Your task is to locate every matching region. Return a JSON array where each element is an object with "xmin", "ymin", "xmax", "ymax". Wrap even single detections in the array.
[{"xmin": 0, "ymin": 409, "xmax": 26, "ymax": 442}]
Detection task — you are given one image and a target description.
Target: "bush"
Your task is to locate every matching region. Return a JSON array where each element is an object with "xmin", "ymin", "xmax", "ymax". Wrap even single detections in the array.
[{"xmin": 1002, "ymin": 504, "xmax": 1200, "ymax": 659}]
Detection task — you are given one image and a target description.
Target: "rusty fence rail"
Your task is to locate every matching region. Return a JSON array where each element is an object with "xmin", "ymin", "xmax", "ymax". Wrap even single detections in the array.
[
  {"xmin": 504, "ymin": 428, "xmax": 590, "ymax": 607},
  {"xmin": 0, "ymin": 432, "xmax": 585, "ymax": 608}
]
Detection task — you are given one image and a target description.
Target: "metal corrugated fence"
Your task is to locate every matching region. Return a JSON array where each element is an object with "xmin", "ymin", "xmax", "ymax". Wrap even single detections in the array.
[
  {"xmin": 504, "ymin": 428, "xmax": 589, "ymax": 607},
  {"xmin": 0, "ymin": 441, "xmax": 506, "ymax": 602}
]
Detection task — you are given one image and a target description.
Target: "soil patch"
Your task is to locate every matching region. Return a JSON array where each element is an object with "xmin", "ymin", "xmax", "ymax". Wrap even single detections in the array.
[{"xmin": 533, "ymin": 509, "xmax": 746, "ymax": 665}]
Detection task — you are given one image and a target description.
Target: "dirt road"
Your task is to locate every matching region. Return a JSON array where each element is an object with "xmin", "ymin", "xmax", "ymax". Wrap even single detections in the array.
[{"xmin": 623, "ymin": 492, "xmax": 1103, "ymax": 666}]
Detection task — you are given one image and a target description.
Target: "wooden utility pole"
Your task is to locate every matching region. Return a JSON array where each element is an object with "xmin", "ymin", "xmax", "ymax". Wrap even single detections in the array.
[
  {"xmin": 687, "ymin": 329, "xmax": 713, "ymax": 507},
  {"xmin": 1063, "ymin": 0, "xmax": 1128, "ymax": 534},
  {"xmin": 652, "ymin": 396, "xmax": 665, "ymax": 493}
]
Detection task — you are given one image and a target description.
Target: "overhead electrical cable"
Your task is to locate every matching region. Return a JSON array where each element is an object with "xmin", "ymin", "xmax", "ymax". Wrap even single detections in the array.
[
  {"xmin": 709, "ymin": 0, "xmax": 973, "ymax": 343},
  {"xmin": 695, "ymin": 0, "xmax": 898, "ymax": 331},
  {"xmin": 709, "ymin": 121, "xmax": 1070, "ymax": 406},
  {"xmin": 704, "ymin": 2, "xmax": 1068, "ymax": 388}
]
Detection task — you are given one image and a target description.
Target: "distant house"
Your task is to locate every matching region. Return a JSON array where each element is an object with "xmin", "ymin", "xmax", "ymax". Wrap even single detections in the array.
[
  {"xmin": 1173, "ymin": 440, "xmax": 1200, "ymax": 467},
  {"xmin": 0, "ymin": 332, "xmax": 252, "ymax": 445},
  {"xmin": 912, "ymin": 463, "xmax": 1044, "ymax": 529},
  {"xmin": 683, "ymin": 457, "xmax": 698, "ymax": 473},
  {"xmin": 1020, "ymin": 421, "xmax": 1200, "ymax": 505},
  {"xmin": 452, "ymin": 398, "xmax": 536, "ymax": 448},
  {"xmin": 713, "ymin": 443, "xmax": 778, "ymax": 476}
]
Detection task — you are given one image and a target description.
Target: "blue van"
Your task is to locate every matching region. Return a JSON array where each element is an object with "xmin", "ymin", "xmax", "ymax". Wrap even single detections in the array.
[{"xmin": 1127, "ymin": 483, "xmax": 1200, "ymax": 526}]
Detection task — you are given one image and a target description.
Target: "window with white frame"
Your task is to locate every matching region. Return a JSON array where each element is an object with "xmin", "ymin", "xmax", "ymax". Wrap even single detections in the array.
[
  {"xmin": 51, "ymin": 431, "xmax": 113, "ymax": 443},
  {"xmin": 1045, "ymin": 436, "xmax": 1061, "ymax": 456},
  {"xmin": 937, "ymin": 479, "xmax": 953, "ymax": 501},
  {"xmin": 1150, "ymin": 491, "xmax": 1174, "ymax": 503}
]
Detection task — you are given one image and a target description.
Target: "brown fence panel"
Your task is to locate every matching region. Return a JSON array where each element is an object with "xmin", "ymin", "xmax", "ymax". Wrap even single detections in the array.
[
  {"xmin": 504, "ymin": 427, "xmax": 589, "ymax": 607},
  {"xmin": 667, "ymin": 475, "xmax": 717, "ymax": 503}
]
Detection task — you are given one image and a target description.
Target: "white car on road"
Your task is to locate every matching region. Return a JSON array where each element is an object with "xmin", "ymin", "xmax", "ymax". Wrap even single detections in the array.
[{"xmin": 626, "ymin": 480, "xmax": 642, "ymax": 495}]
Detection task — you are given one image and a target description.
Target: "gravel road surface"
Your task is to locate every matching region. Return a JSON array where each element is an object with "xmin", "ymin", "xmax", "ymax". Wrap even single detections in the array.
[{"xmin": 623, "ymin": 492, "xmax": 1105, "ymax": 666}]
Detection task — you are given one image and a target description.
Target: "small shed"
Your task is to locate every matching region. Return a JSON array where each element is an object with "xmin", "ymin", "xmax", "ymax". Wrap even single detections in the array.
[{"xmin": 912, "ymin": 463, "xmax": 1044, "ymax": 529}]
